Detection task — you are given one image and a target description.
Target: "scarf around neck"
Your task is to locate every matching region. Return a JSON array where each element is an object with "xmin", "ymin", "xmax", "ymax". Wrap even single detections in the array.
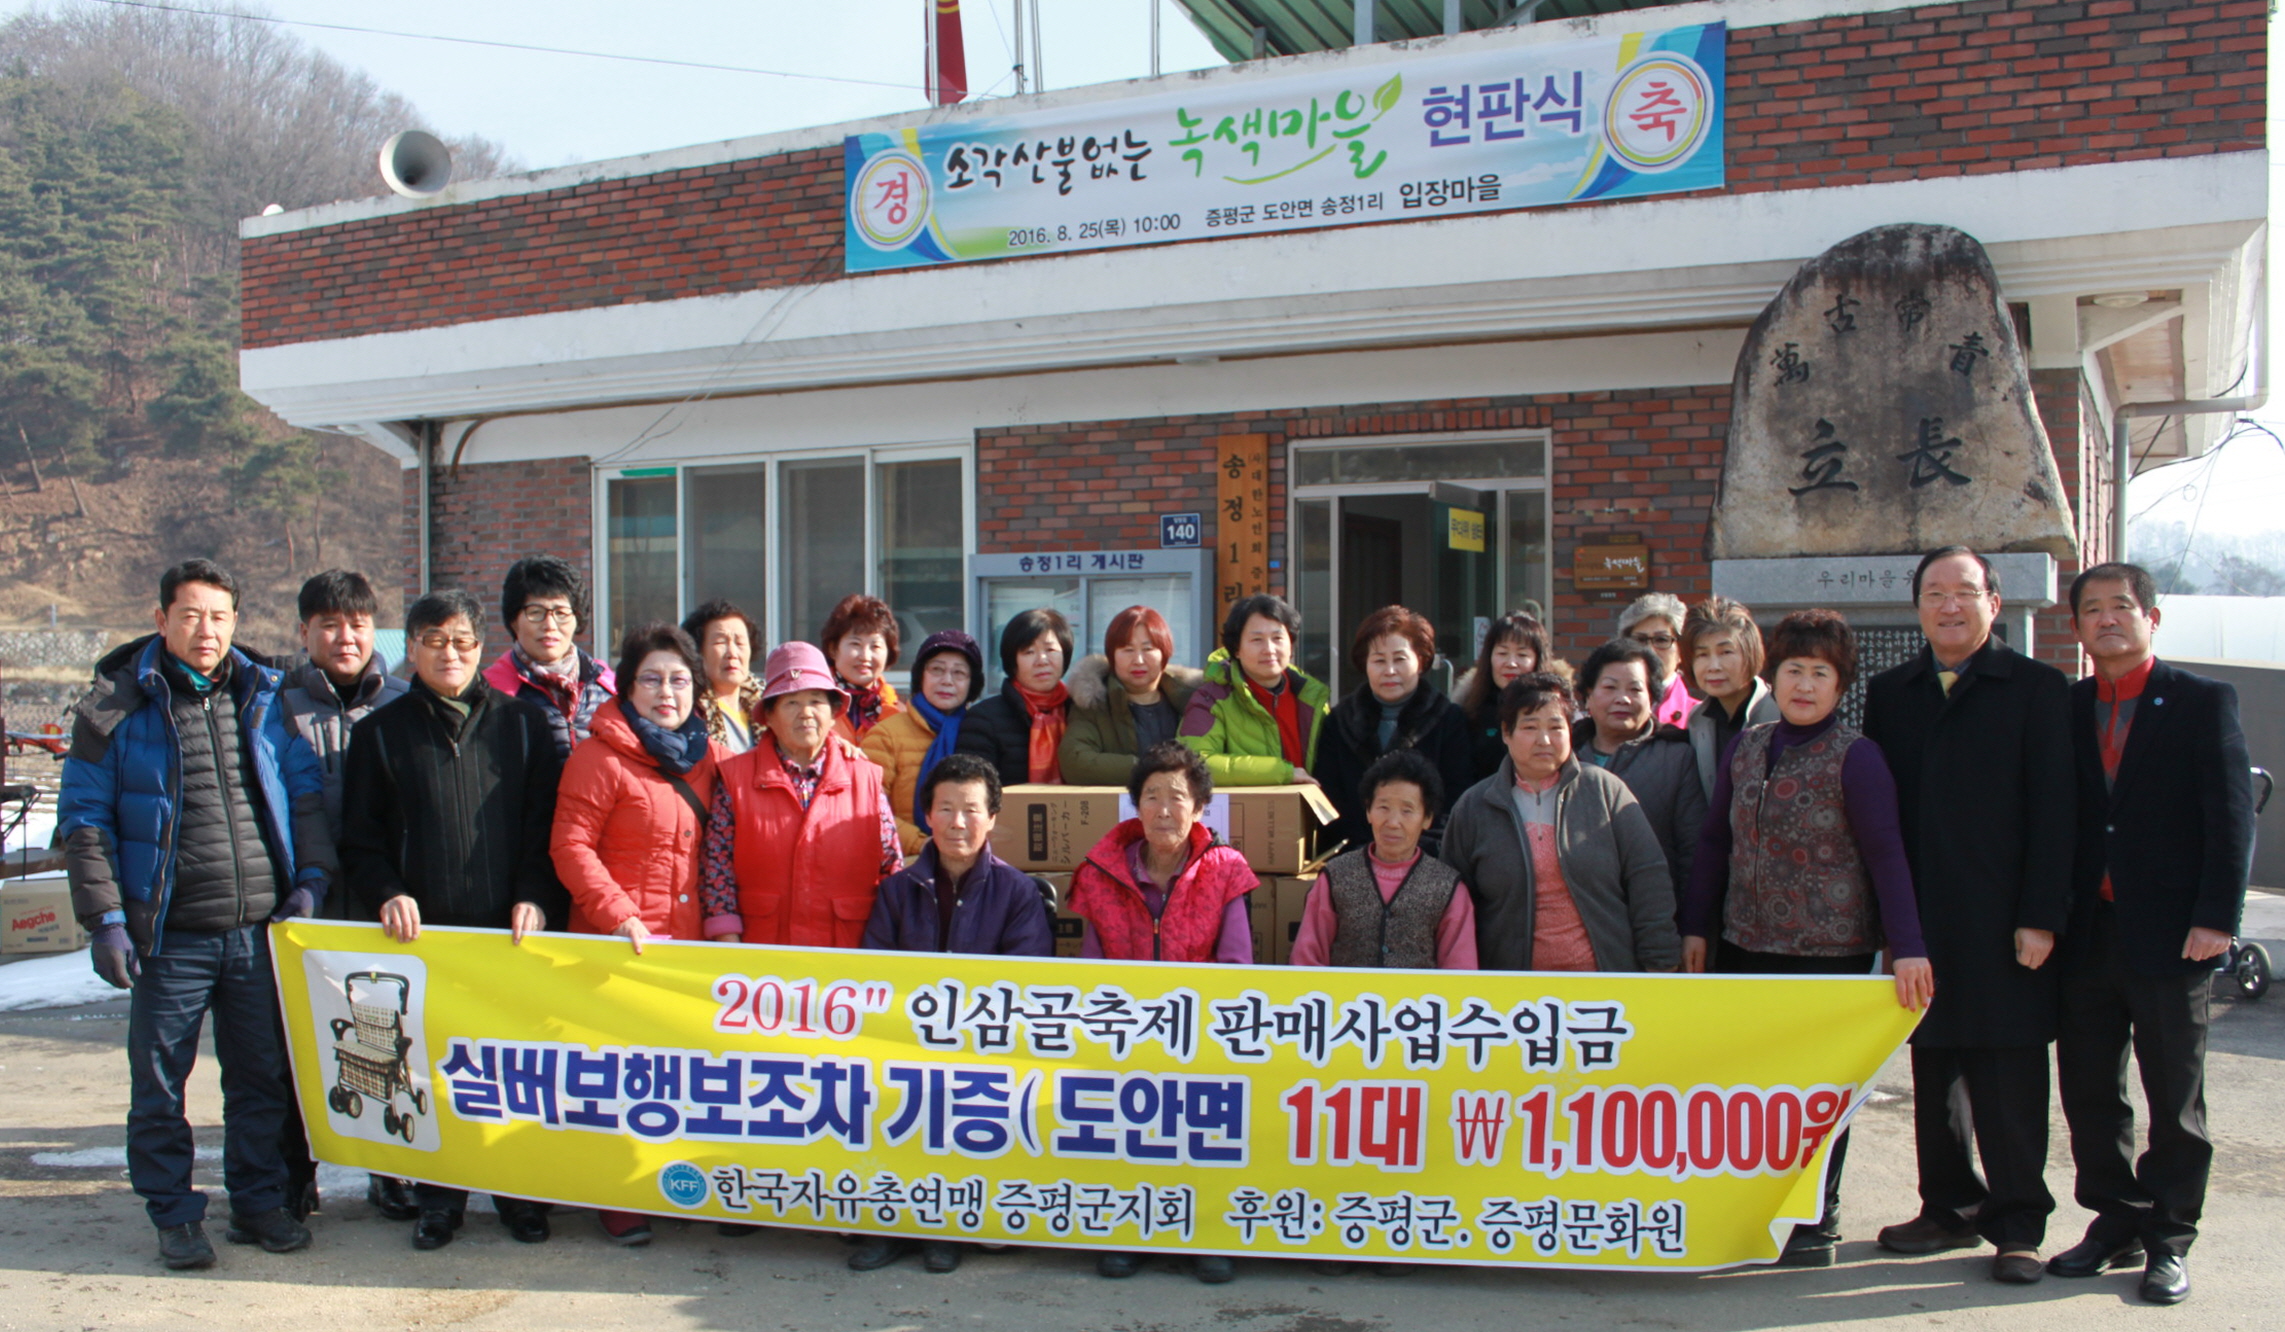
[
  {"xmin": 618, "ymin": 694, "xmax": 709, "ymax": 776},
  {"xmin": 909, "ymin": 690, "xmax": 968, "ymax": 836},
  {"xmin": 1013, "ymin": 680, "xmax": 1070, "ymax": 784},
  {"xmin": 841, "ymin": 674, "xmax": 889, "ymax": 737}
]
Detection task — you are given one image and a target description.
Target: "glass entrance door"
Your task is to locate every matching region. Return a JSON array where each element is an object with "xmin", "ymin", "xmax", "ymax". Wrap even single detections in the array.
[{"xmin": 1289, "ymin": 435, "xmax": 1549, "ymax": 696}]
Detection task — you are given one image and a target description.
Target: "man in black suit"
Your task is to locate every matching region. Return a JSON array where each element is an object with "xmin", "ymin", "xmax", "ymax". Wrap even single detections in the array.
[
  {"xmin": 2044, "ymin": 562, "xmax": 2254, "ymax": 1305},
  {"xmin": 1864, "ymin": 546, "xmax": 2075, "ymax": 1284}
]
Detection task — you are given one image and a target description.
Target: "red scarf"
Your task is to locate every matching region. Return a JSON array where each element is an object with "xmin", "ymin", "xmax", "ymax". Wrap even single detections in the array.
[
  {"xmin": 2093, "ymin": 656, "xmax": 2155, "ymax": 902},
  {"xmin": 1244, "ymin": 673, "xmax": 1306, "ymax": 768},
  {"xmin": 841, "ymin": 676, "xmax": 888, "ymax": 737},
  {"xmin": 1014, "ymin": 681, "xmax": 1070, "ymax": 784}
]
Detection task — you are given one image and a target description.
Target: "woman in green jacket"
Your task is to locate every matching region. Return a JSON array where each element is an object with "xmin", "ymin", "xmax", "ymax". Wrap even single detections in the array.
[
  {"xmin": 1177, "ymin": 594, "xmax": 1330, "ymax": 786},
  {"xmin": 1060, "ymin": 605, "xmax": 1205, "ymax": 787}
]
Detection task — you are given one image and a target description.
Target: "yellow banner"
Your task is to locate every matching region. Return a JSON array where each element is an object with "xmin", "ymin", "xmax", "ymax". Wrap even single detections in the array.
[{"xmin": 273, "ymin": 921, "xmax": 1916, "ymax": 1270}]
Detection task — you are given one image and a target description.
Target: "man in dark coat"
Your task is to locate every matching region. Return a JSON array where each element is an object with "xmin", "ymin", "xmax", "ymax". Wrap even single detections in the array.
[
  {"xmin": 58, "ymin": 560, "xmax": 335, "ymax": 1270},
  {"xmin": 2044, "ymin": 563, "xmax": 2253, "ymax": 1305},
  {"xmin": 1863, "ymin": 546, "xmax": 2075, "ymax": 1284},
  {"xmin": 340, "ymin": 588, "xmax": 564, "ymax": 1251}
]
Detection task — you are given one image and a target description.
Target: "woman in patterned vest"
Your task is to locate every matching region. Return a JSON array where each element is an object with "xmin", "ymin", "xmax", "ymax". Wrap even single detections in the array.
[
  {"xmin": 1678, "ymin": 608, "xmax": 1934, "ymax": 1268},
  {"xmin": 1290, "ymin": 749, "xmax": 1476, "ymax": 969}
]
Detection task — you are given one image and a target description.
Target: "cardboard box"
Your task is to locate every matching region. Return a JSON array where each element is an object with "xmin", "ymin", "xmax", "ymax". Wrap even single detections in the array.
[
  {"xmin": 1032, "ymin": 873, "xmax": 1085, "ymax": 958},
  {"xmin": 1266, "ymin": 874, "xmax": 1317, "ymax": 966},
  {"xmin": 3, "ymin": 877, "xmax": 89, "ymax": 956},
  {"xmin": 992, "ymin": 786, "xmax": 1128, "ymax": 872},
  {"xmin": 1246, "ymin": 892, "xmax": 1274, "ymax": 965},
  {"xmin": 992, "ymin": 783, "xmax": 1338, "ymax": 875},
  {"xmin": 1224, "ymin": 785, "xmax": 1340, "ymax": 874}
]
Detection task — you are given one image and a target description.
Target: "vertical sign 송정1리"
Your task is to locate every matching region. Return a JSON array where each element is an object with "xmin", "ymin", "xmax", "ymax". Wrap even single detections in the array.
[{"xmin": 1215, "ymin": 436, "xmax": 1269, "ymax": 625}]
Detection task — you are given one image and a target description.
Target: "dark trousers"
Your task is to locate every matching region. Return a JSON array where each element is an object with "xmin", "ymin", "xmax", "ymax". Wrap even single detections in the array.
[
  {"xmin": 127, "ymin": 926, "xmax": 292, "ymax": 1229},
  {"xmin": 1910, "ymin": 1043, "xmax": 2055, "ymax": 1249},
  {"xmin": 2055, "ymin": 902, "xmax": 2212, "ymax": 1257},
  {"xmin": 1717, "ymin": 942, "xmax": 1875, "ymax": 1229}
]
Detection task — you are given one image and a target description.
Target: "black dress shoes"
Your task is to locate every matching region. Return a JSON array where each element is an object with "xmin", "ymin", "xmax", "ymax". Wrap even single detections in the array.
[
  {"xmin": 367, "ymin": 1175, "xmax": 421, "ymax": 1222},
  {"xmin": 225, "ymin": 1207, "xmax": 312, "ymax": 1254},
  {"xmin": 2045, "ymin": 1235, "xmax": 2143, "ymax": 1278},
  {"xmin": 2140, "ymin": 1253, "xmax": 2190, "ymax": 1305},
  {"xmin": 413, "ymin": 1209, "xmax": 463, "ymax": 1251},
  {"xmin": 493, "ymin": 1198, "xmax": 551, "ymax": 1243},
  {"xmin": 1991, "ymin": 1251, "xmax": 2045, "ymax": 1284},
  {"xmin": 1876, "ymin": 1214, "xmax": 1982, "ymax": 1255}
]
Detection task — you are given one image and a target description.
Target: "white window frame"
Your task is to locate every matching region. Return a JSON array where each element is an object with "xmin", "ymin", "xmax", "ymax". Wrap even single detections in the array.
[{"xmin": 593, "ymin": 441, "xmax": 973, "ymax": 652}]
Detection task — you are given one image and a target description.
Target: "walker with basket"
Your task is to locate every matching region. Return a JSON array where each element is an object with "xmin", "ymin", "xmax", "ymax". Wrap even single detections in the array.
[{"xmin": 326, "ymin": 970, "xmax": 426, "ymax": 1142}]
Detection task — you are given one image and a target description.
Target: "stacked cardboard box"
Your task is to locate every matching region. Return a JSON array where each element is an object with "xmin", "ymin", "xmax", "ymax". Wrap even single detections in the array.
[
  {"xmin": 990, "ymin": 784, "xmax": 1337, "ymax": 875},
  {"xmin": 2, "ymin": 877, "xmax": 88, "ymax": 956}
]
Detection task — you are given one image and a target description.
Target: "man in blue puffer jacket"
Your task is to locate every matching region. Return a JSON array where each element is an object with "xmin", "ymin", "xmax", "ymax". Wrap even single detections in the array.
[{"xmin": 58, "ymin": 559, "xmax": 337, "ymax": 1271}]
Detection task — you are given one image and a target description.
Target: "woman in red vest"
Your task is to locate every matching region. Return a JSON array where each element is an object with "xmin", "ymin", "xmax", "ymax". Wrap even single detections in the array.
[
  {"xmin": 1067, "ymin": 740, "xmax": 1257, "ymax": 1284},
  {"xmin": 699, "ymin": 642, "xmax": 903, "ymax": 947},
  {"xmin": 553, "ymin": 621, "xmax": 718, "ymax": 1247}
]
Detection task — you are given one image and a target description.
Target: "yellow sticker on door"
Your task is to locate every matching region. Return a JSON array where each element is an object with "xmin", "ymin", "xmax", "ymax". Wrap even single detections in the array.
[{"xmin": 1446, "ymin": 507, "xmax": 1486, "ymax": 553}]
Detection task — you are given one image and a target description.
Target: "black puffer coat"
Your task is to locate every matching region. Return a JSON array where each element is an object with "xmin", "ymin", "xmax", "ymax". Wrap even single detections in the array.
[
  {"xmin": 956, "ymin": 678, "xmax": 1068, "ymax": 788},
  {"xmin": 340, "ymin": 677, "xmax": 566, "ymax": 929},
  {"xmin": 1309, "ymin": 685, "xmax": 1477, "ymax": 856}
]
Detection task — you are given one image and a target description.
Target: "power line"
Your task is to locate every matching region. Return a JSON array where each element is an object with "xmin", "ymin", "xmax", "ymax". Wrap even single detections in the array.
[{"xmin": 88, "ymin": 0, "xmax": 922, "ymax": 92}]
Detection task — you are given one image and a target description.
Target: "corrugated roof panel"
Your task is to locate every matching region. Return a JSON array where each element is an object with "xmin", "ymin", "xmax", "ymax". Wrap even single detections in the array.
[{"xmin": 1171, "ymin": 0, "xmax": 1692, "ymax": 61}]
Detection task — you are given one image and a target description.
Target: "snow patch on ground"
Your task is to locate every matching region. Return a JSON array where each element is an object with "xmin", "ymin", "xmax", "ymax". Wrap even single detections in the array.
[{"xmin": 0, "ymin": 949, "xmax": 120, "ymax": 1011}]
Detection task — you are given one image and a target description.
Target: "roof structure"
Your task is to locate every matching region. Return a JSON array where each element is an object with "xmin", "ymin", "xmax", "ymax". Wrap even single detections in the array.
[{"xmin": 1172, "ymin": 0, "xmax": 1692, "ymax": 61}]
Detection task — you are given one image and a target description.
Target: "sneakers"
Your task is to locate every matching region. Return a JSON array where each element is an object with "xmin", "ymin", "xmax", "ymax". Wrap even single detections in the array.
[
  {"xmin": 598, "ymin": 1210, "xmax": 655, "ymax": 1247},
  {"xmin": 225, "ymin": 1207, "xmax": 312, "ymax": 1254},
  {"xmin": 157, "ymin": 1221, "xmax": 215, "ymax": 1270}
]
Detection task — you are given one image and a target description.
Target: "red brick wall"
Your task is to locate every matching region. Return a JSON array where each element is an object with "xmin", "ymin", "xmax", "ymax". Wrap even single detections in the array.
[
  {"xmin": 982, "ymin": 378, "xmax": 2119, "ymax": 668},
  {"xmin": 978, "ymin": 389, "xmax": 1729, "ymax": 662},
  {"xmin": 409, "ymin": 456, "xmax": 599, "ymax": 660},
  {"xmin": 243, "ymin": 0, "xmax": 2265, "ymax": 350}
]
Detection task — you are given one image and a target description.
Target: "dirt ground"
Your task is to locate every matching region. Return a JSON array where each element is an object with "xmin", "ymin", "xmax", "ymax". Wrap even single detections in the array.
[{"xmin": 2, "ymin": 907, "xmax": 2281, "ymax": 1332}]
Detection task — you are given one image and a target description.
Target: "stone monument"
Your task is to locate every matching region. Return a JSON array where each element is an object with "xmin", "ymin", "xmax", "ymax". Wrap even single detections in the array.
[
  {"xmin": 1709, "ymin": 224, "xmax": 2078, "ymax": 704},
  {"xmin": 1710, "ymin": 223, "xmax": 2077, "ymax": 562}
]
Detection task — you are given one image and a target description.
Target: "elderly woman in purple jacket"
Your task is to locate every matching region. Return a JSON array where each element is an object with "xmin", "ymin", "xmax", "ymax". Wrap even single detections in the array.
[
  {"xmin": 1680, "ymin": 608, "xmax": 1933, "ymax": 1268},
  {"xmin": 856, "ymin": 749, "xmax": 1054, "ymax": 1274}
]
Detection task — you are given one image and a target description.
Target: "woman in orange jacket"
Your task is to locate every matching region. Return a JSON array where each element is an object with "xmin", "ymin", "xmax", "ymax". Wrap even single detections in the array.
[
  {"xmin": 552, "ymin": 621, "xmax": 718, "ymax": 1245},
  {"xmin": 700, "ymin": 641, "xmax": 903, "ymax": 947}
]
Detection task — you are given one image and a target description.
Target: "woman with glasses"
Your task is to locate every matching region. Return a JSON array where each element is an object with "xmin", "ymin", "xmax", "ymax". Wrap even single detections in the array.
[
  {"xmin": 700, "ymin": 642, "xmax": 903, "ymax": 947},
  {"xmin": 552, "ymin": 622, "xmax": 719, "ymax": 1246},
  {"xmin": 484, "ymin": 556, "xmax": 615, "ymax": 757},
  {"xmin": 863, "ymin": 630, "xmax": 987, "ymax": 856},
  {"xmin": 1616, "ymin": 592, "xmax": 1697, "ymax": 730}
]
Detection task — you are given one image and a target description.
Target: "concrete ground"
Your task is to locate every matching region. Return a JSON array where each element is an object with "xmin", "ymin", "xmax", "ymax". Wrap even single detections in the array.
[{"xmin": 2, "ymin": 893, "xmax": 2280, "ymax": 1332}]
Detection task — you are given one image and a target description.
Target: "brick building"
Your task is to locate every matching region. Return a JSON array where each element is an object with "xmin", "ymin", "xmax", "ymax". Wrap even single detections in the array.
[{"xmin": 238, "ymin": 0, "xmax": 2265, "ymax": 692}]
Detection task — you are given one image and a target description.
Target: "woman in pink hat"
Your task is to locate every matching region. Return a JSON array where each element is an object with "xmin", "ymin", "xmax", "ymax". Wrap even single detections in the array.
[{"xmin": 699, "ymin": 642, "xmax": 903, "ymax": 947}]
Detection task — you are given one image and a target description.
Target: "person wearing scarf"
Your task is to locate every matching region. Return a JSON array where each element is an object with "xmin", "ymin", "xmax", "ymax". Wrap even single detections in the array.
[
  {"xmin": 863, "ymin": 630, "xmax": 986, "ymax": 854},
  {"xmin": 956, "ymin": 608, "xmax": 1075, "ymax": 788},
  {"xmin": 551, "ymin": 622, "xmax": 719, "ymax": 1249},
  {"xmin": 683, "ymin": 600, "xmax": 764, "ymax": 755},
  {"xmin": 822, "ymin": 593, "xmax": 905, "ymax": 744}
]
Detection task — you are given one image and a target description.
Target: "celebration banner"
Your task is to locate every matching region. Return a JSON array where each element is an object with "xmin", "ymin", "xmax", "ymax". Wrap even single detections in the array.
[
  {"xmin": 844, "ymin": 22, "xmax": 1725, "ymax": 273},
  {"xmin": 275, "ymin": 921, "xmax": 1912, "ymax": 1270}
]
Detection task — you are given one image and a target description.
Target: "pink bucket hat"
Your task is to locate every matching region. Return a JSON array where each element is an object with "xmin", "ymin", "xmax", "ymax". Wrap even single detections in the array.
[{"xmin": 759, "ymin": 641, "xmax": 847, "ymax": 714}]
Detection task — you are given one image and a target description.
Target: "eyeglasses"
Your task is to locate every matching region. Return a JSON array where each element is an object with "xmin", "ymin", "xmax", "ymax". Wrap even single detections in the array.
[
  {"xmin": 1629, "ymin": 633, "xmax": 1677, "ymax": 648},
  {"xmin": 518, "ymin": 606, "xmax": 577, "ymax": 626},
  {"xmin": 1917, "ymin": 589, "xmax": 1990, "ymax": 609},
  {"xmin": 635, "ymin": 672, "xmax": 696, "ymax": 694},
  {"xmin": 416, "ymin": 633, "xmax": 482, "ymax": 654}
]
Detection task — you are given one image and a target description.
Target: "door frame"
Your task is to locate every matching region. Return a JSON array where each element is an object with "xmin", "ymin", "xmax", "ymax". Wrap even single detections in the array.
[{"xmin": 1287, "ymin": 431, "xmax": 1553, "ymax": 696}]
